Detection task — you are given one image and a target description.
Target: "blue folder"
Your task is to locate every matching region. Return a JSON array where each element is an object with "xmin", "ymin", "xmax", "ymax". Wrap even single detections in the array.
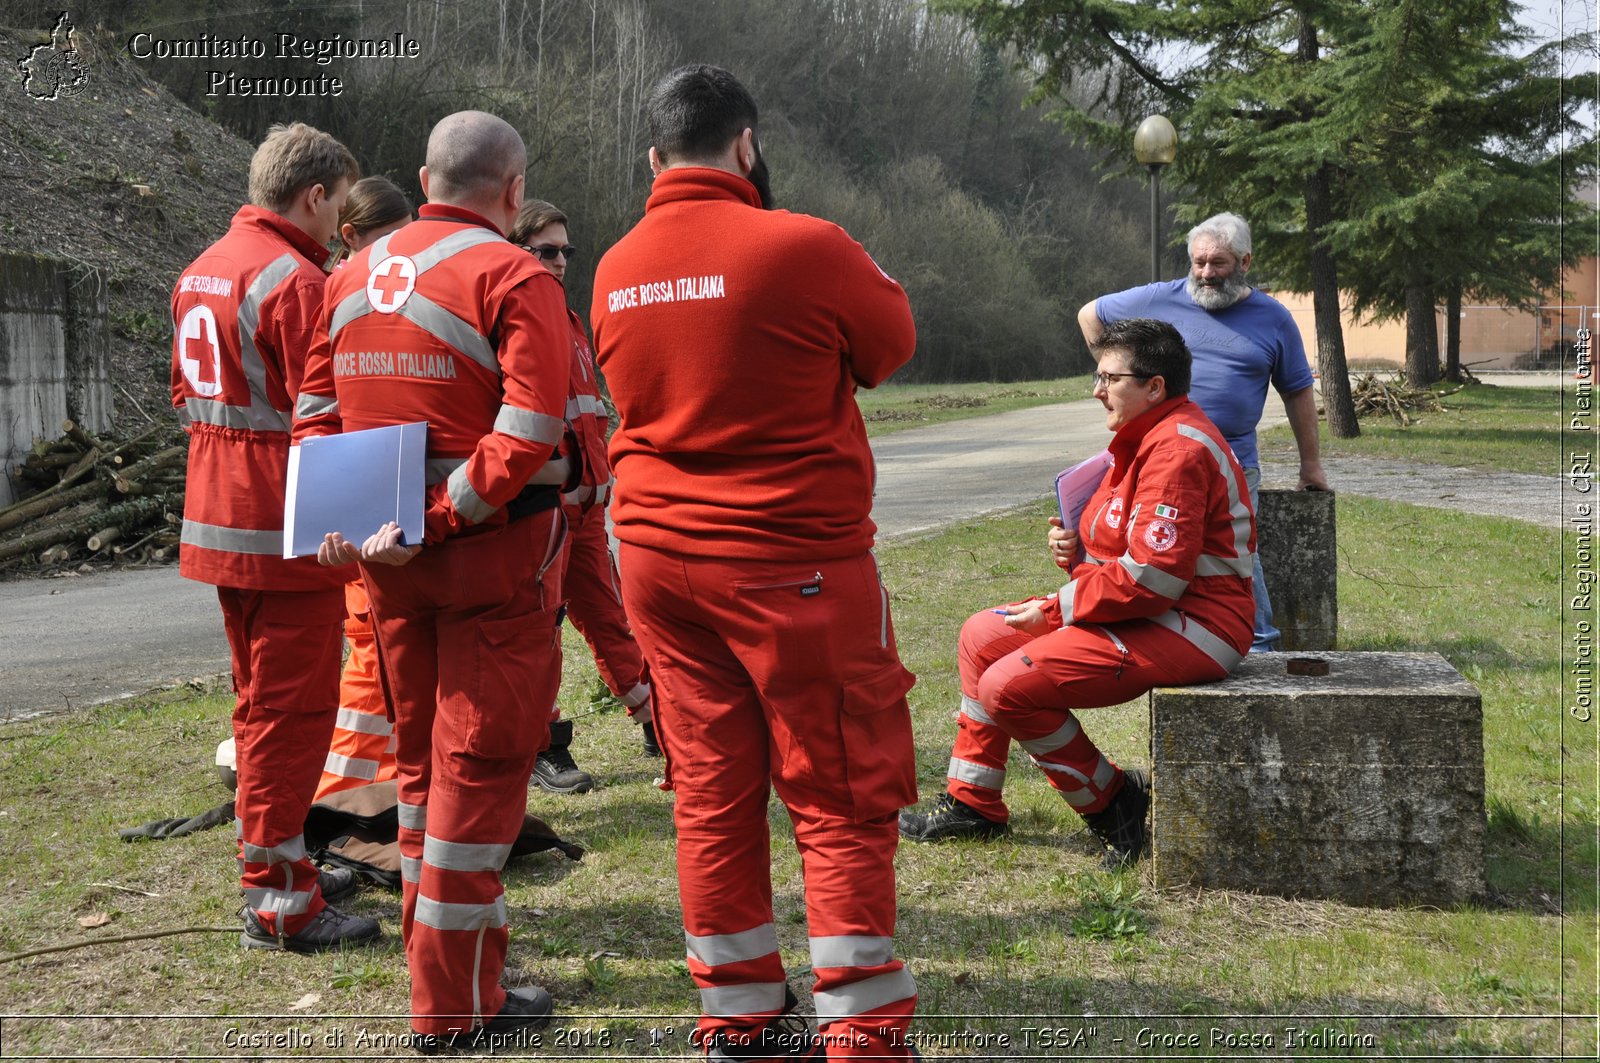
[{"xmin": 283, "ymin": 422, "xmax": 427, "ymax": 559}]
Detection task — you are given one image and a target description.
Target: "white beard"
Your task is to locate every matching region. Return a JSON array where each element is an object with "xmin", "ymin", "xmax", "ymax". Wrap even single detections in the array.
[{"xmin": 1187, "ymin": 272, "xmax": 1250, "ymax": 311}]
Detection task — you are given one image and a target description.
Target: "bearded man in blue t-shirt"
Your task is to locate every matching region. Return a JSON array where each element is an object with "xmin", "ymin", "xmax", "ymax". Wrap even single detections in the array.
[{"xmin": 1077, "ymin": 212, "xmax": 1329, "ymax": 652}]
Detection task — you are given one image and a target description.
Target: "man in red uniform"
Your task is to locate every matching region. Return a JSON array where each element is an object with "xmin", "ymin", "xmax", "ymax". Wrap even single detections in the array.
[
  {"xmin": 295, "ymin": 111, "xmax": 571, "ymax": 1054},
  {"xmin": 508, "ymin": 200, "xmax": 655, "ymax": 794},
  {"xmin": 171, "ymin": 121, "xmax": 378, "ymax": 952},
  {"xmin": 591, "ymin": 65, "xmax": 920, "ymax": 1061},
  {"xmin": 899, "ymin": 319, "xmax": 1256, "ymax": 866}
]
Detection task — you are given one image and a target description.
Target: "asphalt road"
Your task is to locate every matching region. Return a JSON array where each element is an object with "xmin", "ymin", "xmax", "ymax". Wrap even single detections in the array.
[{"xmin": 0, "ymin": 373, "xmax": 1563, "ymax": 720}]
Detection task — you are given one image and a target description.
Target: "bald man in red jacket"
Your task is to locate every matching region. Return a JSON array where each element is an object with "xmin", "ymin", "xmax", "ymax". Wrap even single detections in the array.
[{"xmin": 591, "ymin": 65, "xmax": 920, "ymax": 1062}]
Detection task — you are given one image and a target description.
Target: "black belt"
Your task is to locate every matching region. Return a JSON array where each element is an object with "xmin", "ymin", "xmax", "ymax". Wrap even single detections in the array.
[{"xmin": 506, "ymin": 483, "xmax": 562, "ymax": 521}]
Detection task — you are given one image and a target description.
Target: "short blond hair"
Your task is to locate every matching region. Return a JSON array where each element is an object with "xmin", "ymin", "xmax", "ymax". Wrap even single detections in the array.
[{"xmin": 248, "ymin": 122, "xmax": 359, "ymax": 214}]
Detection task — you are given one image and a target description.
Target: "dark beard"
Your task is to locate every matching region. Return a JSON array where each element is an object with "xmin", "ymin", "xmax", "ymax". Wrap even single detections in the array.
[{"xmin": 748, "ymin": 140, "xmax": 775, "ymax": 210}]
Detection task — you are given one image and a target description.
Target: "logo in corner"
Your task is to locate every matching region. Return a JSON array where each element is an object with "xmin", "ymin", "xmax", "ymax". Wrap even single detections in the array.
[{"xmin": 17, "ymin": 12, "xmax": 90, "ymax": 101}]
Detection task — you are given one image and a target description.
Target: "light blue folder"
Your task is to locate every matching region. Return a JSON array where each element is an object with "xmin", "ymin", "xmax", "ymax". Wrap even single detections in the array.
[{"xmin": 283, "ymin": 422, "xmax": 427, "ymax": 559}]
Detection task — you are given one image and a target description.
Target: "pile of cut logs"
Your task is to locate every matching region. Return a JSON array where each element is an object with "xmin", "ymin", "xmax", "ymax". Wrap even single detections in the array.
[{"xmin": 0, "ymin": 420, "xmax": 186, "ymax": 572}]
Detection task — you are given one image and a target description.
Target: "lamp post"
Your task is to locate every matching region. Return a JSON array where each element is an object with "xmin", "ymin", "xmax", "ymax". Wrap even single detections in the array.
[{"xmin": 1133, "ymin": 115, "xmax": 1178, "ymax": 284}]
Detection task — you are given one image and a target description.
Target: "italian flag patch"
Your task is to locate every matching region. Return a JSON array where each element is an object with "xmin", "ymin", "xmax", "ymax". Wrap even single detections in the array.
[{"xmin": 1154, "ymin": 503, "xmax": 1179, "ymax": 519}]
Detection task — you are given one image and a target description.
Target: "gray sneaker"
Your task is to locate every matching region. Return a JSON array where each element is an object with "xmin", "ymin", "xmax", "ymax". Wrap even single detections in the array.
[
  {"xmin": 898, "ymin": 793, "xmax": 1009, "ymax": 843},
  {"xmin": 241, "ymin": 904, "xmax": 380, "ymax": 952}
]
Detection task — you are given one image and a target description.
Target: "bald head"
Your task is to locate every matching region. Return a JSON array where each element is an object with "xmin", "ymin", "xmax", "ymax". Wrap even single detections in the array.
[{"xmin": 421, "ymin": 111, "xmax": 527, "ymax": 226}]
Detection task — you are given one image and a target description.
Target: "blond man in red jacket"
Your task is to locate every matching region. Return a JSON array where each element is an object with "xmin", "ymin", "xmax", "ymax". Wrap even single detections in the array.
[
  {"xmin": 592, "ymin": 65, "xmax": 920, "ymax": 1062},
  {"xmin": 171, "ymin": 122, "xmax": 378, "ymax": 953}
]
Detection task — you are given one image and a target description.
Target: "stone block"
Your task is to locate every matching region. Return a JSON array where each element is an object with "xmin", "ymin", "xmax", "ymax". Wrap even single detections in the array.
[
  {"xmin": 1149, "ymin": 651, "xmax": 1485, "ymax": 906},
  {"xmin": 1257, "ymin": 488, "xmax": 1337, "ymax": 651}
]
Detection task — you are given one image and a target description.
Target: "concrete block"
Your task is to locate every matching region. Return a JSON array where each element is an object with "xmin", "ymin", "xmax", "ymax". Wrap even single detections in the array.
[
  {"xmin": 1150, "ymin": 651, "xmax": 1485, "ymax": 906},
  {"xmin": 1257, "ymin": 488, "xmax": 1337, "ymax": 651}
]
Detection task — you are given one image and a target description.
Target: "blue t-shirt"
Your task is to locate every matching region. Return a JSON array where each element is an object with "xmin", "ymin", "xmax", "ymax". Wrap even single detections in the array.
[{"xmin": 1096, "ymin": 280, "xmax": 1314, "ymax": 469}]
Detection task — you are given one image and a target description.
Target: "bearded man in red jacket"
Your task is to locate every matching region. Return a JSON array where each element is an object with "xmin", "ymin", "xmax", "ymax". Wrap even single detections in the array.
[
  {"xmin": 591, "ymin": 65, "xmax": 921, "ymax": 1061},
  {"xmin": 170, "ymin": 122, "xmax": 378, "ymax": 952}
]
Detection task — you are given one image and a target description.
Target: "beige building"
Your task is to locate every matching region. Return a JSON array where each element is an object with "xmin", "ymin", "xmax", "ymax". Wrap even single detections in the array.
[{"xmin": 1273, "ymin": 258, "xmax": 1600, "ymax": 371}]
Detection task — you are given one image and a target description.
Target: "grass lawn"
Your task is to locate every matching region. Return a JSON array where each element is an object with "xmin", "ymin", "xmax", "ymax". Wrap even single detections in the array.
[
  {"xmin": 1259, "ymin": 382, "xmax": 1566, "ymax": 476},
  {"xmin": 0, "ymin": 491, "xmax": 1590, "ymax": 1058},
  {"xmin": 859, "ymin": 376, "xmax": 1095, "ymax": 437}
]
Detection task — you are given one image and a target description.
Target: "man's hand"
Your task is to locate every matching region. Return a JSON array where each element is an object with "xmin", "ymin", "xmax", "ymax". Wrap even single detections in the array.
[
  {"xmin": 997, "ymin": 599, "xmax": 1051, "ymax": 637},
  {"xmin": 1047, "ymin": 516, "xmax": 1080, "ymax": 571},
  {"xmin": 317, "ymin": 532, "xmax": 361, "ymax": 567},
  {"xmin": 1298, "ymin": 458, "xmax": 1330, "ymax": 492},
  {"xmin": 361, "ymin": 521, "xmax": 422, "ymax": 566}
]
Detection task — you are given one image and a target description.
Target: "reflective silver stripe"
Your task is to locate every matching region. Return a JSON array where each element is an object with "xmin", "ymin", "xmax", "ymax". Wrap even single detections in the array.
[
  {"xmin": 527, "ymin": 456, "xmax": 573, "ymax": 485},
  {"xmin": 322, "ymin": 752, "xmax": 379, "ymax": 781},
  {"xmin": 397, "ymin": 801, "xmax": 427, "ymax": 831},
  {"xmin": 700, "ymin": 983, "xmax": 787, "ymax": 1019},
  {"xmin": 564, "ymin": 484, "xmax": 594, "ymax": 507},
  {"xmin": 366, "ymin": 230, "xmax": 397, "ymax": 265},
  {"xmin": 958, "ymin": 694, "xmax": 994, "ymax": 726},
  {"xmin": 1019, "ymin": 715, "xmax": 1082, "ymax": 756},
  {"xmin": 622, "ymin": 682, "xmax": 651, "ymax": 709},
  {"xmin": 447, "ymin": 464, "xmax": 495, "ymax": 523},
  {"xmin": 685, "ymin": 923, "xmax": 779, "ymax": 967},
  {"xmin": 400, "ymin": 293, "xmax": 497, "ymax": 372},
  {"xmin": 809, "ymin": 935, "xmax": 894, "ymax": 969},
  {"xmin": 295, "ymin": 392, "xmax": 338, "ymax": 420},
  {"xmin": 1176, "ymin": 423, "xmax": 1253, "ymax": 570},
  {"xmin": 494, "ymin": 405, "xmax": 564, "ymax": 445},
  {"xmin": 414, "ymin": 894, "xmax": 507, "ymax": 932},
  {"xmin": 1118, "ymin": 554, "xmax": 1189, "ymax": 599},
  {"xmin": 814, "ymin": 967, "xmax": 917, "ymax": 1026},
  {"xmin": 335, "ymin": 707, "xmax": 392, "ymax": 736},
  {"xmin": 947, "ymin": 756, "xmax": 1005, "ymax": 791},
  {"xmin": 566, "ymin": 394, "xmax": 607, "ymax": 419},
  {"xmin": 183, "ymin": 396, "xmax": 289, "ymax": 431},
  {"xmin": 242, "ymin": 886, "xmax": 314, "ymax": 916},
  {"xmin": 401, "ymin": 856, "xmax": 422, "ymax": 883},
  {"xmin": 426, "ymin": 457, "xmax": 465, "ymax": 485},
  {"xmin": 423, "ymin": 836, "xmax": 513, "ymax": 873},
  {"xmin": 1151, "ymin": 610, "xmax": 1245, "ymax": 672},
  {"xmin": 1030, "ymin": 755, "xmax": 1116, "ymax": 807},
  {"xmin": 328, "ymin": 288, "xmax": 373, "ymax": 344},
  {"xmin": 409, "ymin": 226, "xmax": 506, "ymax": 273},
  {"xmin": 1196, "ymin": 553, "xmax": 1254, "ymax": 578},
  {"xmin": 181, "ymin": 520, "xmax": 283, "ymax": 556},
  {"xmin": 240, "ymin": 834, "xmax": 307, "ymax": 865},
  {"xmin": 1059, "ymin": 579, "xmax": 1079, "ymax": 625},
  {"xmin": 236, "ymin": 254, "xmax": 300, "ymax": 431}
]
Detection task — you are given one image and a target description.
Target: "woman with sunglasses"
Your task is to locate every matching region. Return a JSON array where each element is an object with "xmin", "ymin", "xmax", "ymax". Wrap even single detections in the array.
[
  {"xmin": 899, "ymin": 318, "xmax": 1256, "ymax": 867},
  {"xmin": 507, "ymin": 201, "xmax": 655, "ymax": 794}
]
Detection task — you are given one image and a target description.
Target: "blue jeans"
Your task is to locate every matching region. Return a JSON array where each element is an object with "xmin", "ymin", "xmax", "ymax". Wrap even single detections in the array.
[{"xmin": 1244, "ymin": 466, "xmax": 1280, "ymax": 652}]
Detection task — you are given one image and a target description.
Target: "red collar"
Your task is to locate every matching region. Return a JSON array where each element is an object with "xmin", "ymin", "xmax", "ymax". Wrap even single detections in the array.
[
  {"xmin": 418, "ymin": 202, "xmax": 506, "ymax": 237},
  {"xmin": 231, "ymin": 206, "xmax": 331, "ymax": 269},
  {"xmin": 645, "ymin": 167, "xmax": 763, "ymax": 212}
]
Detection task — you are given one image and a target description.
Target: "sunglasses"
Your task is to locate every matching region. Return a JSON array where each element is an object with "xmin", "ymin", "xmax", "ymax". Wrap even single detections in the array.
[{"xmin": 523, "ymin": 244, "xmax": 577, "ymax": 262}]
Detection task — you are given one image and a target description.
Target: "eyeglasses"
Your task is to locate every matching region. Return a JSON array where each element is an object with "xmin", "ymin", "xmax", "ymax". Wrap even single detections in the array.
[
  {"xmin": 1093, "ymin": 371, "xmax": 1151, "ymax": 388},
  {"xmin": 523, "ymin": 244, "xmax": 577, "ymax": 262}
]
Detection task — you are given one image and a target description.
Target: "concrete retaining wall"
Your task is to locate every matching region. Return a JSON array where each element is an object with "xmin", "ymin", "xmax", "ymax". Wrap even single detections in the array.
[{"xmin": 0, "ymin": 252, "xmax": 114, "ymax": 506}]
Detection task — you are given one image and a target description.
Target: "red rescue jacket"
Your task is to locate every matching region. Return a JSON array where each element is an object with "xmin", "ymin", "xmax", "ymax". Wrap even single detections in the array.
[
  {"xmin": 561, "ymin": 309, "xmax": 612, "ymax": 513},
  {"xmin": 294, "ymin": 204, "xmax": 571, "ymax": 543},
  {"xmin": 171, "ymin": 206, "xmax": 342, "ymax": 591},
  {"xmin": 1043, "ymin": 396, "xmax": 1255, "ymax": 670}
]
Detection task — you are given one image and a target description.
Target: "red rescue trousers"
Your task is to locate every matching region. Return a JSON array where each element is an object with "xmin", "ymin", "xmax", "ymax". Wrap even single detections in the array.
[
  {"xmin": 618, "ymin": 544, "xmax": 919, "ymax": 1058},
  {"xmin": 551, "ymin": 501, "xmax": 650, "ymax": 723},
  {"xmin": 314, "ymin": 580, "xmax": 396, "ymax": 801},
  {"xmin": 947, "ymin": 607, "xmax": 1227, "ymax": 822},
  {"xmin": 362, "ymin": 511, "xmax": 565, "ymax": 1038},
  {"xmin": 217, "ymin": 585, "xmax": 344, "ymax": 937}
]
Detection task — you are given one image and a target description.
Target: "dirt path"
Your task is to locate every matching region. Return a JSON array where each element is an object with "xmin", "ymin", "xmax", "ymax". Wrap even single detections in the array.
[{"xmin": 0, "ymin": 392, "xmax": 1569, "ymax": 720}]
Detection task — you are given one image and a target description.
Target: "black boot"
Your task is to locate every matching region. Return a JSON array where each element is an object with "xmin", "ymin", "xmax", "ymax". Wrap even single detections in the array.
[
  {"xmin": 640, "ymin": 719, "xmax": 661, "ymax": 757},
  {"xmin": 1080, "ymin": 768, "xmax": 1149, "ymax": 869},
  {"xmin": 532, "ymin": 719, "xmax": 595, "ymax": 794},
  {"xmin": 898, "ymin": 792, "xmax": 1009, "ymax": 842}
]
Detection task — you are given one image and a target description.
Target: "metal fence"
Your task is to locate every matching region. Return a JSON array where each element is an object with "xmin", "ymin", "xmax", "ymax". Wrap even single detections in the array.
[{"xmin": 1455, "ymin": 304, "xmax": 1600, "ymax": 371}]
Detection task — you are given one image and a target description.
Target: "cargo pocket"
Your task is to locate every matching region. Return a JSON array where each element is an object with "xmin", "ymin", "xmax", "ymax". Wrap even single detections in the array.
[
  {"xmin": 464, "ymin": 614, "xmax": 552, "ymax": 760},
  {"xmin": 840, "ymin": 660, "xmax": 918, "ymax": 821}
]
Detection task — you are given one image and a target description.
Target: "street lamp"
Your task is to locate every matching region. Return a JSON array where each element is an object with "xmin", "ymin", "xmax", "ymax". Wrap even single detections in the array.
[{"xmin": 1134, "ymin": 115, "xmax": 1178, "ymax": 284}]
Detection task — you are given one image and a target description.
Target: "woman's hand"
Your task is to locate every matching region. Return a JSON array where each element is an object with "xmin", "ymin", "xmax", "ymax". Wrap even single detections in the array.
[
  {"xmin": 360, "ymin": 521, "xmax": 422, "ymax": 566},
  {"xmin": 996, "ymin": 600, "xmax": 1051, "ymax": 637},
  {"xmin": 1047, "ymin": 516, "xmax": 1079, "ymax": 571}
]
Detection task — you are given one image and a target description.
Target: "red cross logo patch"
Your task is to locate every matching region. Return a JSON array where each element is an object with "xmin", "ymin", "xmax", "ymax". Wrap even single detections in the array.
[
  {"xmin": 1143, "ymin": 517, "xmax": 1178, "ymax": 553},
  {"xmin": 366, "ymin": 255, "xmax": 418, "ymax": 314},
  {"xmin": 177, "ymin": 305, "xmax": 223, "ymax": 397},
  {"xmin": 1105, "ymin": 497, "xmax": 1125, "ymax": 529}
]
